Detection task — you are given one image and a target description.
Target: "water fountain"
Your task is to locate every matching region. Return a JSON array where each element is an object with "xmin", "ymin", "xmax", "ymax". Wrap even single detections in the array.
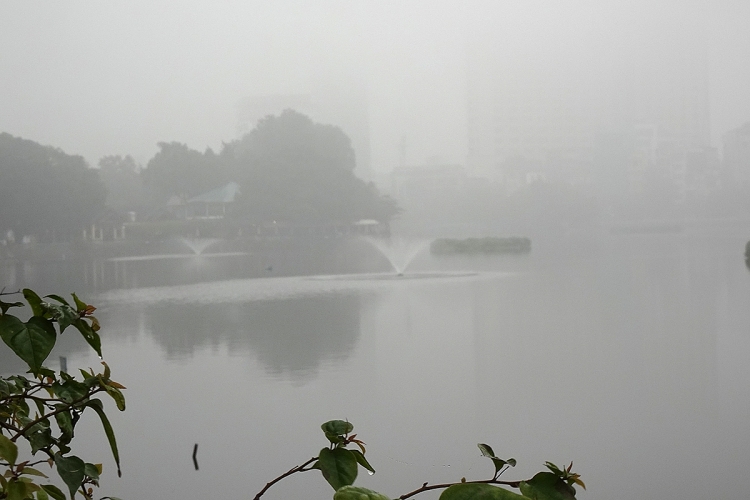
[
  {"xmin": 364, "ymin": 237, "xmax": 430, "ymax": 276},
  {"xmin": 107, "ymin": 238, "xmax": 247, "ymax": 262},
  {"xmin": 180, "ymin": 237, "xmax": 220, "ymax": 255},
  {"xmin": 306, "ymin": 237, "xmax": 477, "ymax": 282}
]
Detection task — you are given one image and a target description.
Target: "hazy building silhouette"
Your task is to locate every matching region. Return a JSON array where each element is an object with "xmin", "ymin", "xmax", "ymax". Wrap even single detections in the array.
[
  {"xmin": 466, "ymin": 51, "xmax": 596, "ymax": 184},
  {"xmin": 466, "ymin": 27, "xmax": 712, "ymax": 200},
  {"xmin": 722, "ymin": 122, "xmax": 750, "ymax": 187}
]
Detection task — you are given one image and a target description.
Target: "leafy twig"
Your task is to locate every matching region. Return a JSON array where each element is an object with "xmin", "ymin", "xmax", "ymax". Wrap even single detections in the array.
[
  {"xmin": 252, "ymin": 456, "xmax": 318, "ymax": 500},
  {"xmin": 398, "ymin": 479, "xmax": 522, "ymax": 500}
]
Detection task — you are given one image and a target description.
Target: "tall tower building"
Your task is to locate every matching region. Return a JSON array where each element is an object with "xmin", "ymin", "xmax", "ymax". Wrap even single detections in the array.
[{"xmin": 723, "ymin": 122, "xmax": 750, "ymax": 186}]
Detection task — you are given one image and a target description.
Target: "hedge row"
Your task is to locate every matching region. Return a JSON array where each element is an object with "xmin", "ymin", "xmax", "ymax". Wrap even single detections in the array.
[{"xmin": 430, "ymin": 237, "xmax": 531, "ymax": 255}]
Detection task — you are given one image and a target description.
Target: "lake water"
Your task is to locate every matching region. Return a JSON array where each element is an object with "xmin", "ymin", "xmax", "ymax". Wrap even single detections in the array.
[{"xmin": 2, "ymin": 232, "xmax": 750, "ymax": 500}]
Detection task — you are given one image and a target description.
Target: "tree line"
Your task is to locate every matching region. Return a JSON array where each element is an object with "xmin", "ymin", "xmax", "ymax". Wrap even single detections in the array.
[{"xmin": 0, "ymin": 110, "xmax": 399, "ymax": 243}]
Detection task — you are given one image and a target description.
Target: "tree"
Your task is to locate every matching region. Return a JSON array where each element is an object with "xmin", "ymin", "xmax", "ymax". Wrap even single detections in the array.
[
  {"xmin": 0, "ymin": 133, "xmax": 105, "ymax": 241},
  {"xmin": 140, "ymin": 142, "xmax": 225, "ymax": 205},
  {"xmin": 97, "ymin": 155, "xmax": 145, "ymax": 212},
  {"xmin": 225, "ymin": 110, "xmax": 399, "ymax": 225}
]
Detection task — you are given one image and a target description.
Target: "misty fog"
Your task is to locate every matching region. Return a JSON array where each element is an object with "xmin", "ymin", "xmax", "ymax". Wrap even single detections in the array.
[
  {"xmin": 2, "ymin": 1, "xmax": 749, "ymax": 173},
  {"xmin": 2, "ymin": 2, "xmax": 750, "ymax": 500}
]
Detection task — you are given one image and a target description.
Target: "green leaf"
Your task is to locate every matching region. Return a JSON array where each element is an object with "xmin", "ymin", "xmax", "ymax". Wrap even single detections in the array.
[
  {"xmin": 350, "ymin": 449, "xmax": 375, "ymax": 474},
  {"xmin": 27, "ymin": 418, "xmax": 54, "ymax": 454},
  {"xmin": 477, "ymin": 444, "xmax": 515, "ymax": 477},
  {"xmin": 0, "ymin": 299, "xmax": 24, "ymax": 315},
  {"xmin": 318, "ymin": 447, "xmax": 358, "ymax": 490},
  {"xmin": 36, "ymin": 487, "xmax": 50, "ymax": 500},
  {"xmin": 72, "ymin": 319, "xmax": 102, "ymax": 357},
  {"xmin": 54, "ymin": 453, "xmax": 86, "ymax": 498},
  {"xmin": 0, "ymin": 433, "xmax": 19, "ymax": 465},
  {"xmin": 334, "ymin": 486, "xmax": 391, "ymax": 500},
  {"xmin": 86, "ymin": 399, "xmax": 121, "ymax": 477},
  {"xmin": 491, "ymin": 458, "xmax": 508, "ymax": 474},
  {"xmin": 44, "ymin": 304, "xmax": 78, "ymax": 333},
  {"xmin": 54, "ymin": 408, "xmax": 74, "ymax": 444},
  {"xmin": 519, "ymin": 472, "xmax": 577, "ymax": 500},
  {"xmin": 440, "ymin": 483, "xmax": 530, "ymax": 500},
  {"xmin": 23, "ymin": 289, "xmax": 44, "ymax": 317},
  {"xmin": 544, "ymin": 462, "xmax": 564, "ymax": 476},
  {"xmin": 0, "ymin": 378, "xmax": 12, "ymax": 397},
  {"xmin": 51, "ymin": 378, "xmax": 89, "ymax": 404},
  {"xmin": 45, "ymin": 294, "xmax": 70, "ymax": 306},
  {"xmin": 19, "ymin": 467, "xmax": 49, "ymax": 478},
  {"xmin": 41, "ymin": 483, "xmax": 67, "ymax": 500},
  {"xmin": 71, "ymin": 293, "xmax": 87, "ymax": 313},
  {"xmin": 5, "ymin": 478, "xmax": 29, "ymax": 500},
  {"xmin": 322, "ymin": 420, "xmax": 354, "ymax": 437},
  {"xmin": 478, "ymin": 443, "xmax": 496, "ymax": 458},
  {"xmin": 84, "ymin": 462, "xmax": 100, "ymax": 481},
  {"xmin": 0, "ymin": 315, "xmax": 57, "ymax": 375},
  {"xmin": 102, "ymin": 382, "xmax": 126, "ymax": 411}
]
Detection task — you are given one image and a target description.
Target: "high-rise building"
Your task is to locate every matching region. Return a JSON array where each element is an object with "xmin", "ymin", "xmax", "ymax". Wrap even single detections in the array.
[
  {"xmin": 466, "ymin": 45, "xmax": 597, "ymax": 185},
  {"xmin": 723, "ymin": 122, "xmax": 750, "ymax": 186}
]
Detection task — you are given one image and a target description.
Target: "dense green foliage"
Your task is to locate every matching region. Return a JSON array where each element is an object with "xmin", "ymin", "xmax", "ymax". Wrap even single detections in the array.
[
  {"xmin": 430, "ymin": 237, "xmax": 531, "ymax": 255},
  {"xmin": 0, "ymin": 290, "xmax": 125, "ymax": 500},
  {"xmin": 0, "ymin": 134, "xmax": 105, "ymax": 242}
]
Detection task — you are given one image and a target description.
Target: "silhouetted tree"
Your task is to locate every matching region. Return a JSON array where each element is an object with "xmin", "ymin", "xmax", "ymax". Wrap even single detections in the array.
[
  {"xmin": 141, "ymin": 142, "xmax": 225, "ymax": 205},
  {"xmin": 224, "ymin": 109, "xmax": 399, "ymax": 225},
  {"xmin": 98, "ymin": 154, "xmax": 145, "ymax": 211},
  {"xmin": 0, "ymin": 132, "xmax": 105, "ymax": 241}
]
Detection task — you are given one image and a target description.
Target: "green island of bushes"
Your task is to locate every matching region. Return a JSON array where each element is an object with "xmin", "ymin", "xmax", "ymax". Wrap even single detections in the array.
[{"xmin": 430, "ymin": 237, "xmax": 531, "ymax": 255}]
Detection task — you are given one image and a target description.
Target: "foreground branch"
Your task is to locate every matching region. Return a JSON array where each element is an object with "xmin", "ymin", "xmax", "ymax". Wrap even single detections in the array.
[
  {"xmin": 399, "ymin": 478, "xmax": 522, "ymax": 500},
  {"xmin": 253, "ymin": 456, "xmax": 318, "ymax": 500}
]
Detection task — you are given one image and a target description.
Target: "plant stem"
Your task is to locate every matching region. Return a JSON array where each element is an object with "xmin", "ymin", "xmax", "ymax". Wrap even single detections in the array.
[
  {"xmin": 398, "ymin": 479, "xmax": 522, "ymax": 499},
  {"xmin": 13, "ymin": 387, "xmax": 106, "ymax": 442},
  {"xmin": 252, "ymin": 457, "xmax": 318, "ymax": 500}
]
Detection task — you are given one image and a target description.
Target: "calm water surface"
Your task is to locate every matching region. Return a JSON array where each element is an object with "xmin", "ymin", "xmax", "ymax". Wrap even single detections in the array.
[{"xmin": 2, "ymin": 233, "xmax": 749, "ymax": 500}]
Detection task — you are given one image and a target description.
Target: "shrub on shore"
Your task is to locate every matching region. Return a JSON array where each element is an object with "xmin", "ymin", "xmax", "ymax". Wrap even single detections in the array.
[{"xmin": 430, "ymin": 237, "xmax": 531, "ymax": 255}]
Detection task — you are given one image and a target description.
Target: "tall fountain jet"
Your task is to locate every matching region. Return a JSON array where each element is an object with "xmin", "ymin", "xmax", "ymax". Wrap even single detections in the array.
[
  {"xmin": 181, "ymin": 238, "xmax": 220, "ymax": 255},
  {"xmin": 364, "ymin": 237, "xmax": 429, "ymax": 276}
]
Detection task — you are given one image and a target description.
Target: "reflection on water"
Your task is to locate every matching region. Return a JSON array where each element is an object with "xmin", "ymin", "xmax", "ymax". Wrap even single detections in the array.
[
  {"xmin": 138, "ymin": 294, "xmax": 363, "ymax": 378},
  {"xmin": 2, "ymin": 234, "xmax": 750, "ymax": 500}
]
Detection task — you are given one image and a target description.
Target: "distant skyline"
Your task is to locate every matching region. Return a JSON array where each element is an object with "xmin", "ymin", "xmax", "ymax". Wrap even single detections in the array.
[{"xmin": 1, "ymin": 1, "xmax": 749, "ymax": 173}]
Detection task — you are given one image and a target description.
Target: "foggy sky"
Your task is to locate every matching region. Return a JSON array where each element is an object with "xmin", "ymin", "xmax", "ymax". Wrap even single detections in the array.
[{"xmin": 1, "ymin": 0, "xmax": 749, "ymax": 172}]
